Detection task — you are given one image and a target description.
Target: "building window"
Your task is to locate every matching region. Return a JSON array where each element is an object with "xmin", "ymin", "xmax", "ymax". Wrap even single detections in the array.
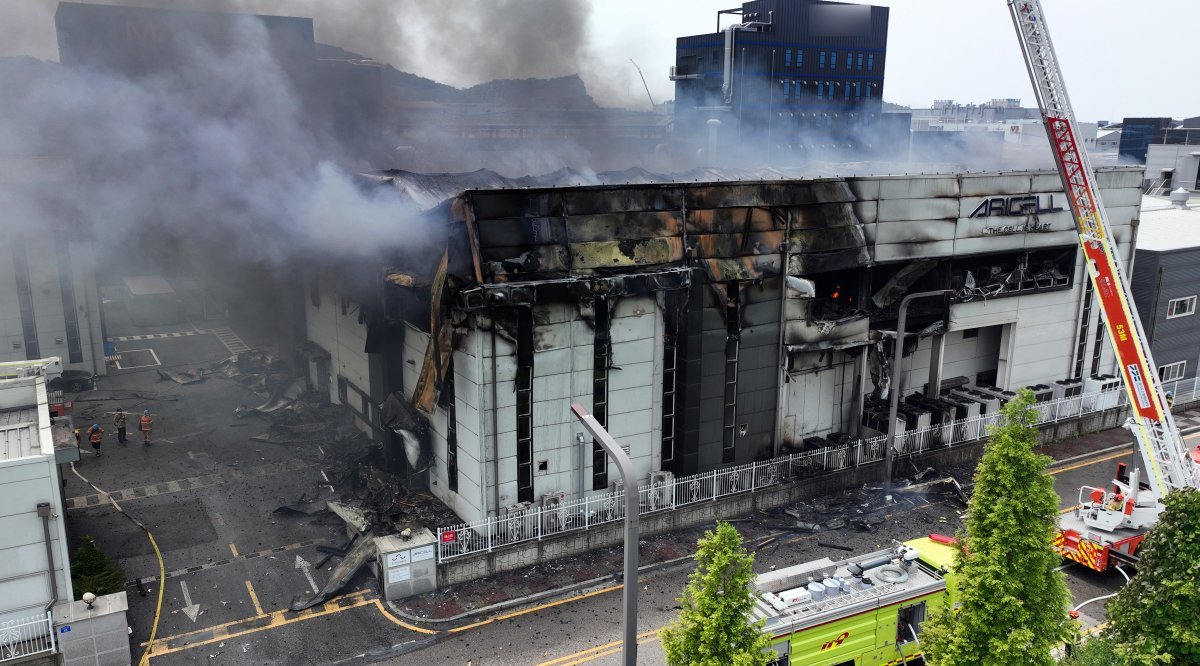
[
  {"xmin": 516, "ymin": 308, "xmax": 535, "ymax": 503},
  {"xmin": 1160, "ymin": 361, "xmax": 1187, "ymax": 383},
  {"xmin": 830, "ymin": 51, "xmax": 837, "ymax": 68},
  {"xmin": 445, "ymin": 358, "xmax": 458, "ymax": 493},
  {"xmin": 846, "ymin": 52, "xmax": 852, "ymax": 69},
  {"xmin": 844, "ymin": 82, "xmax": 850, "ymax": 100},
  {"xmin": 796, "ymin": 50, "xmax": 803, "ymax": 68},
  {"xmin": 592, "ymin": 299, "xmax": 611, "ymax": 491},
  {"xmin": 866, "ymin": 83, "xmax": 872, "ymax": 98},
  {"xmin": 1166, "ymin": 295, "xmax": 1197, "ymax": 318},
  {"xmin": 782, "ymin": 80, "xmax": 790, "ymax": 99},
  {"xmin": 712, "ymin": 50, "xmax": 720, "ymax": 66},
  {"xmin": 784, "ymin": 49, "xmax": 791, "ymax": 67},
  {"xmin": 867, "ymin": 54, "xmax": 874, "ymax": 70},
  {"xmin": 819, "ymin": 51, "xmax": 826, "ymax": 68},
  {"xmin": 857, "ymin": 53, "xmax": 864, "ymax": 70},
  {"xmin": 54, "ymin": 241, "xmax": 83, "ymax": 364},
  {"xmin": 963, "ymin": 328, "xmax": 979, "ymax": 339},
  {"xmin": 10, "ymin": 241, "xmax": 40, "ymax": 360},
  {"xmin": 816, "ymin": 82, "xmax": 823, "ymax": 99}
]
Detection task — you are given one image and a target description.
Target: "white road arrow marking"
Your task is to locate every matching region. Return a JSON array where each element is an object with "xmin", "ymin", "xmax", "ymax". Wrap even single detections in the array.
[
  {"xmin": 180, "ymin": 580, "xmax": 200, "ymax": 622},
  {"xmin": 294, "ymin": 554, "xmax": 318, "ymax": 593}
]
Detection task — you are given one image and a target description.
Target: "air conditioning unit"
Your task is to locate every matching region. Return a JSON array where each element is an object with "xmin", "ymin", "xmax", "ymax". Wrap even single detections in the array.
[
  {"xmin": 1052, "ymin": 378, "xmax": 1083, "ymax": 400},
  {"xmin": 541, "ymin": 491, "xmax": 567, "ymax": 533},
  {"xmin": 647, "ymin": 471, "xmax": 674, "ymax": 511}
]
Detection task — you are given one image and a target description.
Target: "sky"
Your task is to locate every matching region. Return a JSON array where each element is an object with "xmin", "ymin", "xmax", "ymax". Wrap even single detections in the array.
[{"xmin": 1, "ymin": 0, "xmax": 1193, "ymax": 122}]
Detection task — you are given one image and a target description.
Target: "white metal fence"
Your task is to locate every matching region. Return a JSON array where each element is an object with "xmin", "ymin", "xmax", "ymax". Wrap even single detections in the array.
[
  {"xmin": 0, "ymin": 612, "xmax": 56, "ymax": 663},
  {"xmin": 435, "ymin": 382, "xmax": 1160, "ymax": 562}
]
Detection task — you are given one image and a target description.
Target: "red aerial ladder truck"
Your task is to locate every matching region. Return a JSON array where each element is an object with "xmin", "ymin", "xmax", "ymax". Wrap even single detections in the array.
[{"xmin": 1008, "ymin": 0, "xmax": 1200, "ymax": 571}]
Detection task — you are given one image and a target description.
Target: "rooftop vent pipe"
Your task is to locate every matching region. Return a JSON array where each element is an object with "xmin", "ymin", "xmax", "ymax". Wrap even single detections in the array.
[{"xmin": 1169, "ymin": 187, "xmax": 1191, "ymax": 209}]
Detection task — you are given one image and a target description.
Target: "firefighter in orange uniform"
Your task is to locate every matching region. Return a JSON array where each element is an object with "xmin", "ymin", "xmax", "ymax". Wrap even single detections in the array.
[
  {"xmin": 139, "ymin": 410, "xmax": 154, "ymax": 446},
  {"xmin": 88, "ymin": 423, "xmax": 105, "ymax": 456}
]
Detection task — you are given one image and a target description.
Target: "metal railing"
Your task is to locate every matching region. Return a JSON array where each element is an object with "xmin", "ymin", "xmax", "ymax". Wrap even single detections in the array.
[
  {"xmin": 436, "ymin": 383, "xmax": 1152, "ymax": 563},
  {"xmin": 0, "ymin": 612, "xmax": 56, "ymax": 663}
]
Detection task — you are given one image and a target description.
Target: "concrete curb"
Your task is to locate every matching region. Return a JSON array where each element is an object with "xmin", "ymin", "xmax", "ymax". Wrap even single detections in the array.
[{"xmin": 386, "ymin": 549, "xmax": 697, "ymax": 627}]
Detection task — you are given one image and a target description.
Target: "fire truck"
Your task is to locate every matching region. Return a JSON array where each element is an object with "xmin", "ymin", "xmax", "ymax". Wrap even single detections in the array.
[
  {"xmin": 1008, "ymin": 0, "xmax": 1200, "ymax": 570},
  {"xmin": 754, "ymin": 535, "xmax": 957, "ymax": 666}
]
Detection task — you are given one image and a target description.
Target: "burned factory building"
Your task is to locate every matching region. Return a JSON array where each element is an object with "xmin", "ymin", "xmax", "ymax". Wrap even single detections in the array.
[{"xmin": 302, "ymin": 166, "xmax": 1143, "ymax": 526}]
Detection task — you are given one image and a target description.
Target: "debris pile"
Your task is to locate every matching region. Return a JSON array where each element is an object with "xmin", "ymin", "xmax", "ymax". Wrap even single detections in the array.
[{"xmin": 157, "ymin": 368, "xmax": 207, "ymax": 384}]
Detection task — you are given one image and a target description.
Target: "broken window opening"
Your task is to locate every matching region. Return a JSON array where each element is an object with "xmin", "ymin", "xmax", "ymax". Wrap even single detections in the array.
[
  {"xmin": 722, "ymin": 282, "xmax": 741, "ymax": 465},
  {"xmin": 516, "ymin": 308, "xmax": 535, "ymax": 504},
  {"xmin": 808, "ymin": 268, "xmax": 869, "ymax": 327},
  {"xmin": 445, "ymin": 357, "xmax": 459, "ymax": 494},
  {"xmin": 593, "ymin": 298, "xmax": 611, "ymax": 491},
  {"xmin": 950, "ymin": 248, "xmax": 1074, "ymax": 303}
]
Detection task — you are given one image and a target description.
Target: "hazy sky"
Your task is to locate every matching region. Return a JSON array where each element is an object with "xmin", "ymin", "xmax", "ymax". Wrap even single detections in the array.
[{"xmin": 2, "ymin": 0, "xmax": 1192, "ymax": 122}]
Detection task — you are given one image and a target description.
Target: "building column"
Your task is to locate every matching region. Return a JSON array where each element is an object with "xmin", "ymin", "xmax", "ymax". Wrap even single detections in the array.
[{"xmin": 926, "ymin": 334, "xmax": 946, "ymax": 397}]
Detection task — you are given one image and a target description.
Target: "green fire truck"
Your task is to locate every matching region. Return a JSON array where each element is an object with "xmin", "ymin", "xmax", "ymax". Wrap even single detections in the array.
[{"xmin": 752, "ymin": 536, "xmax": 959, "ymax": 666}]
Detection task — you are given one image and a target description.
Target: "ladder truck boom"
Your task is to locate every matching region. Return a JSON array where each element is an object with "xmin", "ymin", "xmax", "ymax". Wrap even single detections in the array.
[{"xmin": 1009, "ymin": 0, "xmax": 1200, "ymax": 570}]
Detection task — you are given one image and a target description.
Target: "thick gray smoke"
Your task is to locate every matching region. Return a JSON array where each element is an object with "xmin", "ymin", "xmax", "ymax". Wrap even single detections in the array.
[{"xmin": 0, "ymin": 8, "xmax": 427, "ymax": 271}]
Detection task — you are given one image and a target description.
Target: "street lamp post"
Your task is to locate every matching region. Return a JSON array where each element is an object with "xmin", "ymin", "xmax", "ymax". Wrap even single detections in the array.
[
  {"xmin": 884, "ymin": 290, "xmax": 952, "ymax": 494},
  {"xmin": 571, "ymin": 403, "xmax": 639, "ymax": 666}
]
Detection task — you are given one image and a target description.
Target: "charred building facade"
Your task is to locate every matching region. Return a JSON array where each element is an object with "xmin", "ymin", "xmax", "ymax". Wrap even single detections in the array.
[
  {"xmin": 304, "ymin": 167, "xmax": 1144, "ymax": 525},
  {"xmin": 672, "ymin": 0, "xmax": 909, "ymax": 165}
]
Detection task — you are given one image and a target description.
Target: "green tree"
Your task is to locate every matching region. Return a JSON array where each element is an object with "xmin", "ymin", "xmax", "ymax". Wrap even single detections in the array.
[
  {"xmin": 1060, "ymin": 634, "xmax": 1121, "ymax": 666},
  {"xmin": 1105, "ymin": 487, "xmax": 1200, "ymax": 663},
  {"xmin": 660, "ymin": 521, "xmax": 772, "ymax": 666},
  {"xmin": 920, "ymin": 389, "xmax": 1072, "ymax": 665},
  {"xmin": 71, "ymin": 536, "xmax": 125, "ymax": 599}
]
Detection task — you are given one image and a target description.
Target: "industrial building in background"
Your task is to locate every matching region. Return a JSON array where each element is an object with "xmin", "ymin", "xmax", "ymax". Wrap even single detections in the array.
[
  {"xmin": 1132, "ymin": 189, "xmax": 1200, "ymax": 389},
  {"xmin": 0, "ymin": 157, "xmax": 106, "ymax": 377},
  {"xmin": 305, "ymin": 166, "xmax": 1143, "ymax": 525},
  {"xmin": 671, "ymin": 0, "xmax": 910, "ymax": 166}
]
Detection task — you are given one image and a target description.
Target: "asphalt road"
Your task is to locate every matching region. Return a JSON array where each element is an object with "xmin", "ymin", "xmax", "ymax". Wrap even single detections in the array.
[{"xmin": 65, "ymin": 312, "xmax": 1142, "ymax": 665}]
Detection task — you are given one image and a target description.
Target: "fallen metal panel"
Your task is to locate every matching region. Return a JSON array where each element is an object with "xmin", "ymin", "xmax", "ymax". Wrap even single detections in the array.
[
  {"xmin": 289, "ymin": 529, "xmax": 376, "ymax": 611},
  {"xmin": 788, "ymin": 202, "xmax": 861, "ymax": 229},
  {"xmin": 412, "ymin": 249, "xmax": 451, "ymax": 416},
  {"xmin": 784, "ymin": 318, "xmax": 870, "ymax": 348}
]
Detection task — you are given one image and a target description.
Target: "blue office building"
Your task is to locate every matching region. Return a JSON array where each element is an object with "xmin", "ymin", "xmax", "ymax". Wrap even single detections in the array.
[{"xmin": 672, "ymin": 0, "xmax": 905, "ymax": 165}]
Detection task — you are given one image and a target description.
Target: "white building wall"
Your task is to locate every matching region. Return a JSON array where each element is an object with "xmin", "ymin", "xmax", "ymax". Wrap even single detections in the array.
[
  {"xmin": 304, "ymin": 272, "xmax": 371, "ymax": 407},
  {"xmin": 603, "ymin": 296, "xmax": 662, "ymax": 486},
  {"xmin": 1145, "ymin": 144, "xmax": 1200, "ymax": 191},
  {"xmin": 0, "ymin": 456, "xmax": 72, "ymax": 625}
]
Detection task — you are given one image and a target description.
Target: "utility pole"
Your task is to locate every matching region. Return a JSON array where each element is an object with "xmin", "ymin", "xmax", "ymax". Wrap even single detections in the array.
[{"xmin": 571, "ymin": 404, "xmax": 639, "ymax": 666}]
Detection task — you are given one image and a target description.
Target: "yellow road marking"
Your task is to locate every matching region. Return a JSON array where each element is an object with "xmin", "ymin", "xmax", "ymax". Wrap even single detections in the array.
[
  {"xmin": 1047, "ymin": 450, "xmax": 1128, "ymax": 476},
  {"xmin": 370, "ymin": 599, "xmax": 438, "ymax": 635},
  {"xmin": 449, "ymin": 584, "xmax": 623, "ymax": 633},
  {"xmin": 244, "ymin": 581, "xmax": 263, "ymax": 616},
  {"xmin": 538, "ymin": 630, "xmax": 661, "ymax": 666},
  {"xmin": 228, "ymin": 543, "xmax": 239, "ymax": 558},
  {"xmin": 143, "ymin": 590, "xmax": 372, "ymax": 651}
]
